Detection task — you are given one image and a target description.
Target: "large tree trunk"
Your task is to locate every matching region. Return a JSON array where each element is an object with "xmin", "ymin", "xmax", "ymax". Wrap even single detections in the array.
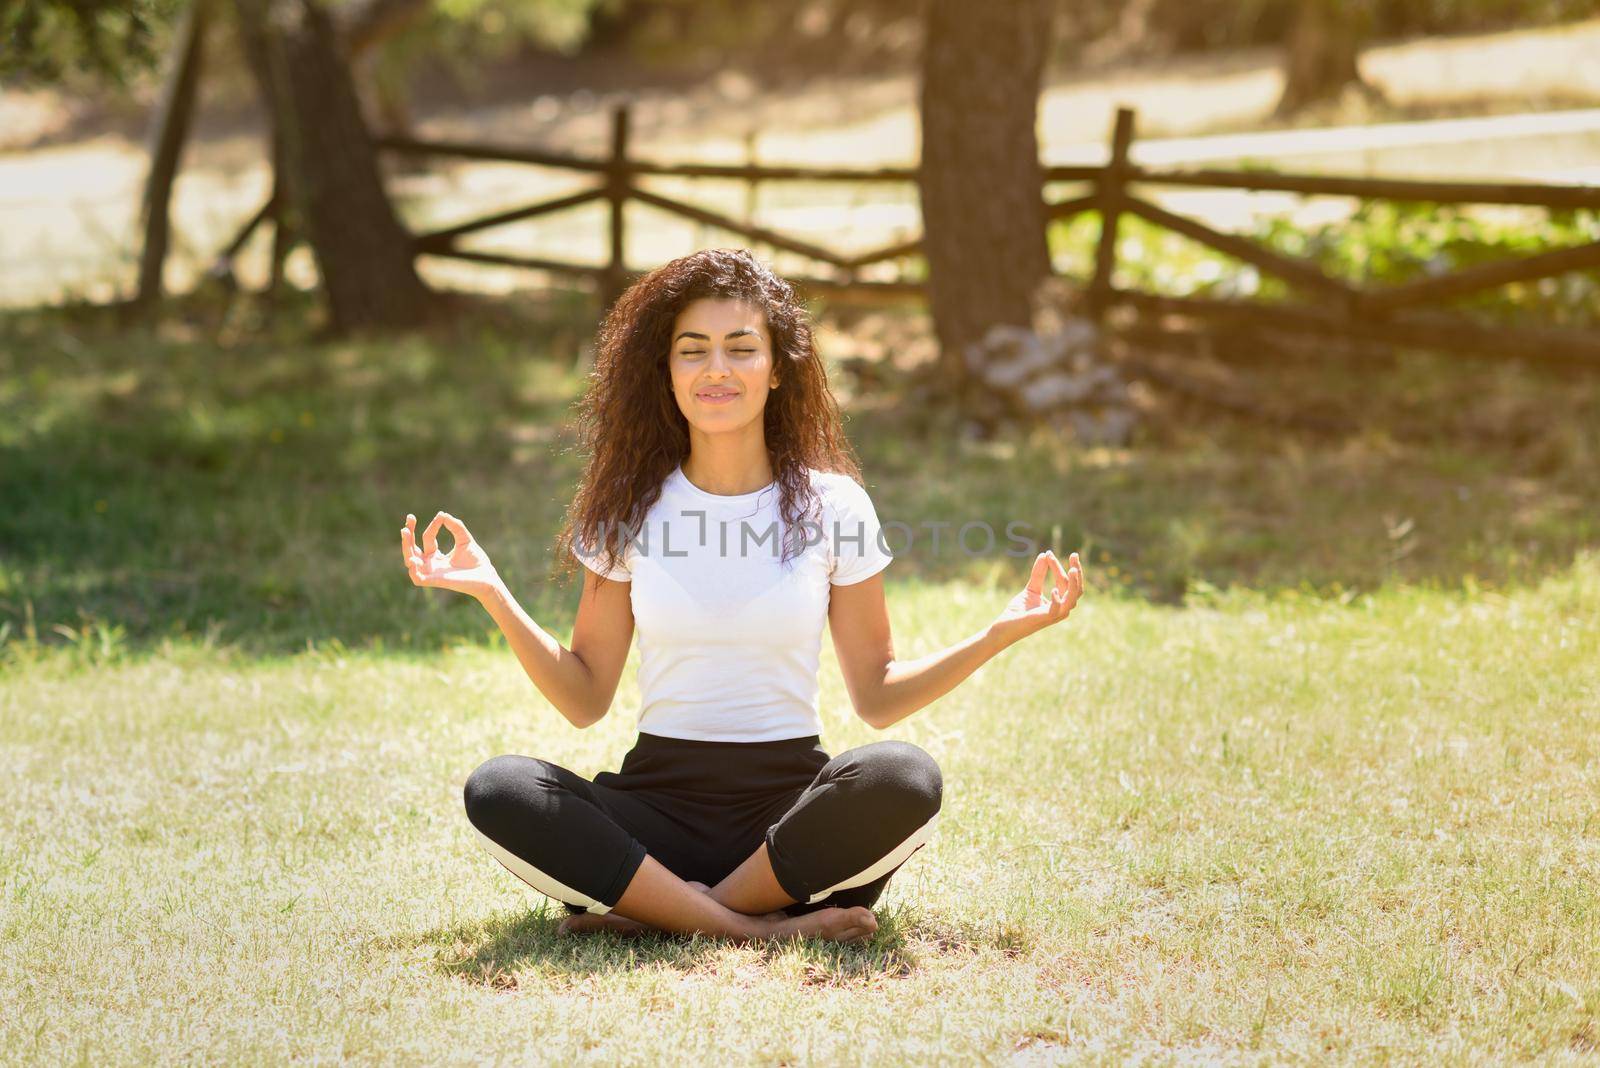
[
  {"xmin": 918, "ymin": 0, "xmax": 1055, "ymax": 407},
  {"xmin": 1274, "ymin": 0, "xmax": 1375, "ymax": 118},
  {"xmin": 233, "ymin": 0, "xmax": 433, "ymax": 331}
]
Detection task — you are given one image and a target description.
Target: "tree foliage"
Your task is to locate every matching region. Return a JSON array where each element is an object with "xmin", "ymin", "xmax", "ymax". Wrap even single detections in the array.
[
  {"xmin": 11, "ymin": 0, "xmax": 1597, "ymax": 93},
  {"xmin": 3, "ymin": 0, "xmax": 186, "ymax": 81}
]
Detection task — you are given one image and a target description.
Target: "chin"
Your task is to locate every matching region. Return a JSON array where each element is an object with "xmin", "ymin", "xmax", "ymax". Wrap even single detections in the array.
[{"xmin": 689, "ymin": 412, "xmax": 759, "ymax": 434}]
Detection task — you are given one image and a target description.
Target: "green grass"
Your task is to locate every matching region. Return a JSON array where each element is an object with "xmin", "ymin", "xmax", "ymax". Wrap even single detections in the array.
[{"xmin": 2, "ymin": 298, "xmax": 1599, "ymax": 1063}]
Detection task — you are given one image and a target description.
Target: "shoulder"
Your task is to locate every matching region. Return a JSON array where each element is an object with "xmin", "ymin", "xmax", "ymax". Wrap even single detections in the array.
[
  {"xmin": 809, "ymin": 468, "xmax": 875, "ymax": 507},
  {"xmin": 805, "ymin": 469, "xmax": 886, "ymax": 532},
  {"xmin": 808, "ymin": 466, "xmax": 863, "ymax": 494}
]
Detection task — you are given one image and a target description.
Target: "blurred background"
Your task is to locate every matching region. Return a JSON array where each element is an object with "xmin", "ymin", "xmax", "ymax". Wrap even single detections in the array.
[{"xmin": 2, "ymin": 0, "xmax": 1599, "ymax": 656}]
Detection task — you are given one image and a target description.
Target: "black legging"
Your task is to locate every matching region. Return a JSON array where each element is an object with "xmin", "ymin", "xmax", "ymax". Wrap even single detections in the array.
[{"xmin": 463, "ymin": 733, "xmax": 942, "ymax": 916}]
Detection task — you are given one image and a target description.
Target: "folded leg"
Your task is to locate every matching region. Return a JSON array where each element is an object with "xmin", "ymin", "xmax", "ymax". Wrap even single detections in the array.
[
  {"xmin": 462, "ymin": 754, "xmax": 651, "ymax": 915},
  {"xmin": 764, "ymin": 740, "xmax": 942, "ymax": 914}
]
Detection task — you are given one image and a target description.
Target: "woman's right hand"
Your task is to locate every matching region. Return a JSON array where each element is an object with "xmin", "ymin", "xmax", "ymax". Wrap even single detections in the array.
[{"xmin": 401, "ymin": 511, "xmax": 504, "ymax": 601}]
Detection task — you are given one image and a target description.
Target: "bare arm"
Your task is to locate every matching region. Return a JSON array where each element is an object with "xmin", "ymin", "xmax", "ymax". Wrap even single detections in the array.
[
  {"xmin": 478, "ymin": 570, "xmax": 633, "ymax": 728},
  {"xmin": 829, "ymin": 550, "xmax": 1083, "ymax": 730},
  {"xmin": 401, "ymin": 511, "xmax": 634, "ymax": 729}
]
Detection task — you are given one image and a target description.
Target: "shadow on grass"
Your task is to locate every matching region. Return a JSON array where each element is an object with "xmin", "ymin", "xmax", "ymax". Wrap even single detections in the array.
[
  {"xmin": 397, "ymin": 902, "xmax": 1030, "ymax": 988},
  {"xmin": 4, "ymin": 299, "xmax": 1599, "ymax": 659}
]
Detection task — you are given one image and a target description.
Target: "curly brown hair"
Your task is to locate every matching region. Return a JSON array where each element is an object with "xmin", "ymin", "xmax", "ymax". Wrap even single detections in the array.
[{"xmin": 549, "ymin": 248, "xmax": 866, "ymax": 589}]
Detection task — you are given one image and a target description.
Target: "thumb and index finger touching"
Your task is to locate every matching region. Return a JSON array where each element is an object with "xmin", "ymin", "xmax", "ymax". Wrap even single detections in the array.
[
  {"xmin": 401, "ymin": 511, "xmax": 472, "ymax": 574},
  {"xmin": 419, "ymin": 510, "xmax": 472, "ymax": 555}
]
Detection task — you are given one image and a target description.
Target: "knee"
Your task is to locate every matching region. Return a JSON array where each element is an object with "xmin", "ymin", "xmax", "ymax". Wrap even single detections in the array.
[
  {"xmin": 462, "ymin": 754, "xmax": 545, "ymax": 832},
  {"xmin": 847, "ymin": 741, "xmax": 942, "ymax": 825}
]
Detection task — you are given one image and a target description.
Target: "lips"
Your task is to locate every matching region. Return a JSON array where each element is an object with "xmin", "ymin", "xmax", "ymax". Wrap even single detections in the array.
[{"xmin": 696, "ymin": 389, "xmax": 739, "ymax": 402}]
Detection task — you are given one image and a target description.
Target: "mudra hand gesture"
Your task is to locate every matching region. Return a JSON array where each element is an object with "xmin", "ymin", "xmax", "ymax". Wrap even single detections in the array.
[
  {"xmin": 989, "ymin": 549, "xmax": 1084, "ymax": 647},
  {"xmin": 400, "ymin": 511, "xmax": 504, "ymax": 600}
]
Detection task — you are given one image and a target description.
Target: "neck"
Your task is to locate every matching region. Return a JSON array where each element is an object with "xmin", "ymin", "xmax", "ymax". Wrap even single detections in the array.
[{"xmin": 681, "ymin": 433, "xmax": 774, "ymax": 496}]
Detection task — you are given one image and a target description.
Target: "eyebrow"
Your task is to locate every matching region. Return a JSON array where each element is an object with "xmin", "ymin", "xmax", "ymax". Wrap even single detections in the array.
[{"xmin": 674, "ymin": 328, "xmax": 761, "ymax": 342}]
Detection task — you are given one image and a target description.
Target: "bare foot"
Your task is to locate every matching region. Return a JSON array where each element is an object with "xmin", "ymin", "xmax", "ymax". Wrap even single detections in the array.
[
  {"xmin": 769, "ymin": 906, "xmax": 878, "ymax": 944},
  {"xmin": 557, "ymin": 882, "xmax": 865, "ymax": 942},
  {"xmin": 557, "ymin": 912, "xmax": 652, "ymax": 937}
]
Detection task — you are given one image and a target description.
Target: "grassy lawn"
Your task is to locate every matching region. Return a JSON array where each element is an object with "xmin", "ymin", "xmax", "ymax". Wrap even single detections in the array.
[{"xmin": 3, "ymin": 299, "xmax": 1598, "ymax": 1063}]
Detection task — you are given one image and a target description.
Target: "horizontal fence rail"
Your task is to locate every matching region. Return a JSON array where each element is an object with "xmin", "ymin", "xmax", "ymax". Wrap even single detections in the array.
[{"xmin": 209, "ymin": 104, "xmax": 1600, "ymax": 362}]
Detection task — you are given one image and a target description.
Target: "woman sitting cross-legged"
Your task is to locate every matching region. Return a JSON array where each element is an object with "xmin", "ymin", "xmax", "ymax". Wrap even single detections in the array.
[{"xmin": 400, "ymin": 248, "xmax": 1084, "ymax": 944}]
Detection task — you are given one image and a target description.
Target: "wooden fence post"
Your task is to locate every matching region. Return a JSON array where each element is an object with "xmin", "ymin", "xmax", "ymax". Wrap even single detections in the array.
[
  {"xmin": 267, "ymin": 133, "xmax": 292, "ymax": 299},
  {"xmin": 603, "ymin": 103, "xmax": 631, "ymax": 310},
  {"xmin": 743, "ymin": 129, "xmax": 759, "ymax": 227},
  {"xmin": 1089, "ymin": 107, "xmax": 1135, "ymax": 321}
]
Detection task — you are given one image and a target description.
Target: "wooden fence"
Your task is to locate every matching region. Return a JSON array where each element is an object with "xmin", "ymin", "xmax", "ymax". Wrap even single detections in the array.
[{"xmin": 218, "ymin": 104, "xmax": 1600, "ymax": 362}]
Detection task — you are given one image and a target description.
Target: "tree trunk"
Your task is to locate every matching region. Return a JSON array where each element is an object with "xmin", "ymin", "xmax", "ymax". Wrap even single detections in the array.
[
  {"xmin": 135, "ymin": 0, "xmax": 212, "ymax": 311},
  {"xmin": 918, "ymin": 0, "xmax": 1055, "ymax": 408},
  {"xmin": 233, "ymin": 0, "xmax": 433, "ymax": 331},
  {"xmin": 1274, "ymin": 0, "xmax": 1373, "ymax": 118}
]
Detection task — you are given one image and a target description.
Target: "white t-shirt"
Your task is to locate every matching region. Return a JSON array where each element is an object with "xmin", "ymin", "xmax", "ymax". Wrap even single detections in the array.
[{"xmin": 571, "ymin": 463, "xmax": 895, "ymax": 742}]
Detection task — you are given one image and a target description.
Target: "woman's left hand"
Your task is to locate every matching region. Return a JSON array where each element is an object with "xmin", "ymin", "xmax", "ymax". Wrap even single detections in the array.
[{"xmin": 988, "ymin": 550, "xmax": 1083, "ymax": 648}]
